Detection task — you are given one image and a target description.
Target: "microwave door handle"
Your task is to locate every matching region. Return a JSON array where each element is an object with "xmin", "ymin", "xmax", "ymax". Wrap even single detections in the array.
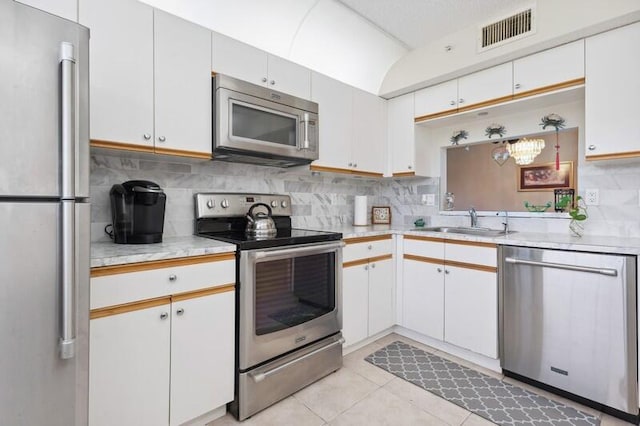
[{"xmin": 301, "ymin": 112, "xmax": 310, "ymax": 150}]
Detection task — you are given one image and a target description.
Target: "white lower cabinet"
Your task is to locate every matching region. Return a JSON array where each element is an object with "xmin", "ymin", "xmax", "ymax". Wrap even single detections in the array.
[
  {"xmin": 402, "ymin": 235, "xmax": 498, "ymax": 358},
  {"xmin": 89, "ymin": 254, "xmax": 235, "ymax": 426},
  {"xmin": 342, "ymin": 236, "xmax": 394, "ymax": 347}
]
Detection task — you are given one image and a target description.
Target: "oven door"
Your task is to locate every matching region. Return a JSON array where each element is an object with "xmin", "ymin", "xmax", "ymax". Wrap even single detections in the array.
[
  {"xmin": 216, "ymin": 87, "xmax": 318, "ymax": 161},
  {"xmin": 238, "ymin": 241, "xmax": 342, "ymax": 370}
]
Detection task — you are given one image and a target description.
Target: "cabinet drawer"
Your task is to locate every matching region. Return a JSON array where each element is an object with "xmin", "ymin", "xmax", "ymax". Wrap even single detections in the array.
[
  {"xmin": 343, "ymin": 235, "xmax": 393, "ymax": 263},
  {"xmin": 445, "ymin": 241, "xmax": 496, "ymax": 267},
  {"xmin": 90, "ymin": 254, "xmax": 235, "ymax": 309},
  {"xmin": 403, "ymin": 236, "xmax": 445, "ymax": 260}
]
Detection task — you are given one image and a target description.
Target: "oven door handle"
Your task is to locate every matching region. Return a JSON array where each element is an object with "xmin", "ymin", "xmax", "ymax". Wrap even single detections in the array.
[
  {"xmin": 249, "ymin": 337, "xmax": 345, "ymax": 383},
  {"xmin": 252, "ymin": 241, "xmax": 344, "ymax": 260}
]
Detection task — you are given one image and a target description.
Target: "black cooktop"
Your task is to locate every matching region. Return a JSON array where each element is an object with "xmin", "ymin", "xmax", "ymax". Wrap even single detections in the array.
[{"xmin": 195, "ymin": 216, "xmax": 342, "ymax": 250}]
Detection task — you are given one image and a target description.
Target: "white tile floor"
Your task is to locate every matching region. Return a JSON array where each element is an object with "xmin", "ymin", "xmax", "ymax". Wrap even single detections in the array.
[{"xmin": 210, "ymin": 333, "xmax": 631, "ymax": 426}]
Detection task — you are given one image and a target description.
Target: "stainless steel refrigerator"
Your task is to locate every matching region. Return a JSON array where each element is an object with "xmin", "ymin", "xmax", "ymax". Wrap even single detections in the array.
[{"xmin": 0, "ymin": 1, "xmax": 90, "ymax": 425}]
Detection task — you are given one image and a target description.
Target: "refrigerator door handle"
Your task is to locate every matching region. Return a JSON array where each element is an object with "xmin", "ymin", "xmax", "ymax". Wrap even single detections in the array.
[
  {"xmin": 59, "ymin": 41, "xmax": 77, "ymax": 360},
  {"xmin": 60, "ymin": 42, "xmax": 76, "ymax": 200}
]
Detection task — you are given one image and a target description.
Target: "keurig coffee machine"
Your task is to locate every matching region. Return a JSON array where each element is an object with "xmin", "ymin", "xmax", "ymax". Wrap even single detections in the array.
[{"xmin": 109, "ymin": 180, "xmax": 166, "ymax": 244}]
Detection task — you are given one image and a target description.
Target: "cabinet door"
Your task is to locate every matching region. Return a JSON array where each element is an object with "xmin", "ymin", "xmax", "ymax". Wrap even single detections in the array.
[
  {"xmin": 17, "ymin": 0, "xmax": 77, "ymax": 21},
  {"xmin": 211, "ymin": 31, "xmax": 268, "ymax": 87},
  {"xmin": 352, "ymin": 89, "xmax": 386, "ymax": 174},
  {"xmin": 368, "ymin": 259, "xmax": 394, "ymax": 336},
  {"xmin": 457, "ymin": 62, "xmax": 512, "ymax": 110},
  {"xmin": 311, "ymin": 72, "xmax": 353, "ymax": 170},
  {"xmin": 79, "ymin": 0, "xmax": 154, "ymax": 147},
  {"xmin": 513, "ymin": 40, "xmax": 584, "ymax": 96},
  {"xmin": 414, "ymin": 80, "xmax": 458, "ymax": 119},
  {"xmin": 342, "ymin": 264, "xmax": 369, "ymax": 346},
  {"xmin": 89, "ymin": 305, "xmax": 171, "ymax": 426},
  {"xmin": 268, "ymin": 55, "xmax": 311, "ymax": 99},
  {"xmin": 154, "ymin": 10, "xmax": 211, "ymax": 156},
  {"xmin": 586, "ymin": 22, "xmax": 640, "ymax": 159},
  {"xmin": 170, "ymin": 291, "xmax": 235, "ymax": 426},
  {"xmin": 402, "ymin": 259, "xmax": 444, "ymax": 340},
  {"xmin": 388, "ymin": 93, "xmax": 416, "ymax": 175},
  {"xmin": 444, "ymin": 266, "xmax": 497, "ymax": 358}
]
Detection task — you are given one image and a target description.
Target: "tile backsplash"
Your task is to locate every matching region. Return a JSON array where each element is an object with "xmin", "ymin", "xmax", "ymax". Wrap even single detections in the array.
[{"xmin": 90, "ymin": 150, "xmax": 640, "ymax": 241}]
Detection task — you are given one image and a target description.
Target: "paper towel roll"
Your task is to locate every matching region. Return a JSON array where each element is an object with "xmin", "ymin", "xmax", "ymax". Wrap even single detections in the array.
[{"xmin": 354, "ymin": 196, "xmax": 367, "ymax": 226}]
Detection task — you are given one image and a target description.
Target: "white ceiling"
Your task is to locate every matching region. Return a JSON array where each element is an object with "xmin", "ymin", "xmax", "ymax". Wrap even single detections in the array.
[{"xmin": 337, "ymin": 0, "xmax": 533, "ymax": 49}]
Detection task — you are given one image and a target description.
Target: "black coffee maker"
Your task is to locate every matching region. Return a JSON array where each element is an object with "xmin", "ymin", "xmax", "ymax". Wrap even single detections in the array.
[{"xmin": 109, "ymin": 180, "xmax": 166, "ymax": 244}]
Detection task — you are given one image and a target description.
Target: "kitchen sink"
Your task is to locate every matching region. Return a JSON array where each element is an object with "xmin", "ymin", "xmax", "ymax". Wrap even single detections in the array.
[{"xmin": 410, "ymin": 226, "xmax": 516, "ymax": 237}]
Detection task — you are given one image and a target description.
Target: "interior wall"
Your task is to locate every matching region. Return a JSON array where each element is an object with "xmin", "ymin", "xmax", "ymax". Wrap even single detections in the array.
[{"xmin": 446, "ymin": 128, "xmax": 578, "ymax": 212}]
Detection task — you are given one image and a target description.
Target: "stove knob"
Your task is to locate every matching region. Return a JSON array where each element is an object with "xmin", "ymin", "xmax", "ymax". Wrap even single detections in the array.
[
  {"xmin": 221, "ymin": 199, "xmax": 230, "ymax": 209},
  {"xmin": 270, "ymin": 200, "xmax": 278, "ymax": 208},
  {"xmin": 281, "ymin": 200, "xmax": 288, "ymax": 208},
  {"xmin": 206, "ymin": 199, "xmax": 214, "ymax": 209}
]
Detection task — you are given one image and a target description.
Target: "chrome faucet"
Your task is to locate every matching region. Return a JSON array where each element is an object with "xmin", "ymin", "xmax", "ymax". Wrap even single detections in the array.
[
  {"xmin": 469, "ymin": 206, "xmax": 478, "ymax": 227},
  {"xmin": 498, "ymin": 210, "xmax": 509, "ymax": 234}
]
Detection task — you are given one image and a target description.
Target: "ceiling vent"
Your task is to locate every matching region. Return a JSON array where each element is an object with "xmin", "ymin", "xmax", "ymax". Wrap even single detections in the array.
[{"xmin": 478, "ymin": 6, "xmax": 536, "ymax": 52}]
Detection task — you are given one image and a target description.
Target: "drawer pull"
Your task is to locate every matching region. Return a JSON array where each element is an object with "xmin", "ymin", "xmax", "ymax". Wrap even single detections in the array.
[
  {"xmin": 176, "ymin": 308, "xmax": 184, "ymax": 316},
  {"xmin": 160, "ymin": 312, "xmax": 168, "ymax": 320},
  {"xmin": 169, "ymin": 274, "xmax": 177, "ymax": 282}
]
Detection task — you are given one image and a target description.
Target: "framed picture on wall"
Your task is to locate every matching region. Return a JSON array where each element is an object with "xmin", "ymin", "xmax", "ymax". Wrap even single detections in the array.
[{"xmin": 518, "ymin": 161, "xmax": 574, "ymax": 192}]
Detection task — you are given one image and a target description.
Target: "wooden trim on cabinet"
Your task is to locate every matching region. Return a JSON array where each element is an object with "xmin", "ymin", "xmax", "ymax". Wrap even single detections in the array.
[
  {"xmin": 445, "ymin": 240, "xmax": 497, "ymax": 249},
  {"xmin": 352, "ymin": 170, "xmax": 385, "ymax": 178},
  {"xmin": 392, "ymin": 171, "xmax": 416, "ymax": 177},
  {"xmin": 512, "ymin": 78, "xmax": 585, "ymax": 101},
  {"xmin": 90, "ymin": 139, "xmax": 154, "ymax": 154},
  {"xmin": 403, "ymin": 254, "xmax": 444, "ymax": 265},
  {"xmin": 586, "ymin": 150, "xmax": 640, "ymax": 161},
  {"xmin": 445, "ymin": 259, "xmax": 497, "ymax": 273},
  {"xmin": 90, "ymin": 296, "xmax": 171, "ymax": 319},
  {"xmin": 344, "ymin": 234, "xmax": 392, "ymax": 245},
  {"xmin": 343, "ymin": 254, "xmax": 393, "ymax": 268},
  {"xmin": 456, "ymin": 94, "xmax": 515, "ymax": 114},
  {"xmin": 414, "ymin": 107, "xmax": 459, "ymax": 123},
  {"xmin": 403, "ymin": 235, "xmax": 445, "ymax": 243},
  {"xmin": 309, "ymin": 164, "xmax": 384, "ymax": 178},
  {"xmin": 90, "ymin": 252, "xmax": 236, "ymax": 277},
  {"xmin": 172, "ymin": 283, "xmax": 235, "ymax": 302},
  {"xmin": 154, "ymin": 147, "xmax": 212, "ymax": 160}
]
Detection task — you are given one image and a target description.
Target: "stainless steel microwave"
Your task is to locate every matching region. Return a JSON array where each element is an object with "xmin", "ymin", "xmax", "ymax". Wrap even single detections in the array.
[{"xmin": 213, "ymin": 74, "xmax": 319, "ymax": 167}]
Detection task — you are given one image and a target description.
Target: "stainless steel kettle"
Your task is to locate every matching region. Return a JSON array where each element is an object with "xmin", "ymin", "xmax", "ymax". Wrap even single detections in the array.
[{"xmin": 245, "ymin": 203, "xmax": 277, "ymax": 237}]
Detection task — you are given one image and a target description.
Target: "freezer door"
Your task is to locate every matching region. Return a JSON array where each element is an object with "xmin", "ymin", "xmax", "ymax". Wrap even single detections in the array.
[
  {"xmin": 0, "ymin": 201, "xmax": 90, "ymax": 425},
  {"xmin": 0, "ymin": 1, "xmax": 89, "ymax": 198}
]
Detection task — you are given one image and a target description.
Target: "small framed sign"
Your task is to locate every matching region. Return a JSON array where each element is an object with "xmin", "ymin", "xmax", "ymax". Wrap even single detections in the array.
[{"xmin": 371, "ymin": 206, "xmax": 391, "ymax": 224}]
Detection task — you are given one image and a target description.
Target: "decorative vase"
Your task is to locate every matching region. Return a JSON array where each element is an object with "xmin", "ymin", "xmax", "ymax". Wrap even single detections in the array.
[{"xmin": 569, "ymin": 219, "xmax": 584, "ymax": 237}]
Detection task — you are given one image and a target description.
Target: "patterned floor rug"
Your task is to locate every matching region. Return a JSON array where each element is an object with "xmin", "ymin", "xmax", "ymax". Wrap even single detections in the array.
[{"xmin": 365, "ymin": 341, "xmax": 600, "ymax": 426}]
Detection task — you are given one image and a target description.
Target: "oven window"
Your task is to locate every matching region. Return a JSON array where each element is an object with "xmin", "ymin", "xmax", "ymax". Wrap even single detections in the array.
[
  {"xmin": 254, "ymin": 252, "xmax": 336, "ymax": 335},
  {"xmin": 231, "ymin": 103, "xmax": 297, "ymax": 147}
]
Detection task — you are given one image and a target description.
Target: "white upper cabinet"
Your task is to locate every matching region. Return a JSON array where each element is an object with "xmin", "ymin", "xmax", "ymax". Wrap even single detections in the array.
[
  {"xmin": 414, "ymin": 80, "xmax": 458, "ymax": 119},
  {"xmin": 80, "ymin": 0, "xmax": 154, "ymax": 148},
  {"xmin": 586, "ymin": 22, "xmax": 640, "ymax": 160},
  {"xmin": 457, "ymin": 62, "xmax": 513, "ymax": 110},
  {"xmin": 212, "ymin": 32, "xmax": 311, "ymax": 99},
  {"xmin": 17, "ymin": 0, "xmax": 77, "ymax": 21},
  {"xmin": 154, "ymin": 10, "xmax": 211, "ymax": 156},
  {"xmin": 513, "ymin": 40, "xmax": 585, "ymax": 96},
  {"xmin": 388, "ymin": 93, "xmax": 416, "ymax": 176},
  {"xmin": 311, "ymin": 72, "xmax": 353, "ymax": 170},
  {"xmin": 352, "ymin": 88, "xmax": 386, "ymax": 175}
]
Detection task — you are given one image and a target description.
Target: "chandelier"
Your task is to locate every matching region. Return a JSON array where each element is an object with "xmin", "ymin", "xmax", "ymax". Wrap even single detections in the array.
[{"xmin": 507, "ymin": 137, "xmax": 545, "ymax": 165}]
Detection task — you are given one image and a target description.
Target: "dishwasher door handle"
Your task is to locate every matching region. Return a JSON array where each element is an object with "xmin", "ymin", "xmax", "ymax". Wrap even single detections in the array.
[{"xmin": 504, "ymin": 257, "xmax": 618, "ymax": 277}]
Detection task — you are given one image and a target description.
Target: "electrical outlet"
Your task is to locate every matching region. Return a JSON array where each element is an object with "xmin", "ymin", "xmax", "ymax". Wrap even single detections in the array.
[
  {"xmin": 584, "ymin": 189, "xmax": 599, "ymax": 206},
  {"xmin": 425, "ymin": 194, "xmax": 435, "ymax": 206}
]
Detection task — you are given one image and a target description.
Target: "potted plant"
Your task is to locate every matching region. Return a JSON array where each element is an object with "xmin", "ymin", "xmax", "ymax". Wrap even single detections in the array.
[{"xmin": 556, "ymin": 195, "xmax": 588, "ymax": 237}]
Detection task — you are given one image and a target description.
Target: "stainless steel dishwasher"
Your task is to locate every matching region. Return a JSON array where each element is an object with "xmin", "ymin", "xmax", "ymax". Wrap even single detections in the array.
[{"xmin": 499, "ymin": 245, "xmax": 638, "ymax": 421}]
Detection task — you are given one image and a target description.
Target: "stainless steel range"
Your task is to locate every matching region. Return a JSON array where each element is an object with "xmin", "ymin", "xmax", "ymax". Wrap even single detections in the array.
[{"xmin": 195, "ymin": 193, "xmax": 344, "ymax": 420}]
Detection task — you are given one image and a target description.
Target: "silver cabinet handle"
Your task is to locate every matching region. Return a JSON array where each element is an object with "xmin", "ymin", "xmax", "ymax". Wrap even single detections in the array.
[
  {"xmin": 143, "ymin": 133, "xmax": 151, "ymax": 140},
  {"xmin": 368, "ymin": 245, "xmax": 373, "ymax": 250},
  {"xmin": 60, "ymin": 42, "xmax": 77, "ymax": 360},
  {"xmin": 408, "ymin": 165, "xmax": 412, "ymax": 169},
  {"xmin": 505, "ymin": 257, "xmax": 618, "ymax": 276},
  {"xmin": 458, "ymin": 98, "xmax": 464, "ymax": 104},
  {"xmin": 514, "ymin": 83, "xmax": 521, "ymax": 89},
  {"xmin": 437, "ymin": 267, "xmax": 442, "ymax": 273},
  {"xmin": 588, "ymin": 145, "xmax": 596, "ymax": 151},
  {"xmin": 158, "ymin": 136, "xmax": 166, "ymax": 142},
  {"xmin": 169, "ymin": 274, "xmax": 177, "ymax": 282},
  {"xmin": 353, "ymin": 163, "xmax": 357, "ymax": 168},
  {"xmin": 449, "ymin": 100, "xmax": 456, "ymax": 106},
  {"xmin": 371, "ymin": 263, "xmax": 376, "ymax": 269},
  {"xmin": 261, "ymin": 77, "xmax": 267, "ymax": 83},
  {"xmin": 348, "ymin": 162, "xmax": 353, "ymax": 167},
  {"xmin": 364, "ymin": 265, "xmax": 369, "ymax": 270},
  {"xmin": 300, "ymin": 112, "xmax": 310, "ymax": 150},
  {"xmin": 160, "ymin": 312, "xmax": 169, "ymax": 320},
  {"xmin": 249, "ymin": 337, "xmax": 345, "ymax": 383},
  {"xmin": 270, "ymin": 80, "xmax": 275, "ymax": 85},
  {"xmin": 176, "ymin": 308, "xmax": 184, "ymax": 316},
  {"xmin": 444, "ymin": 270, "xmax": 450, "ymax": 274}
]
